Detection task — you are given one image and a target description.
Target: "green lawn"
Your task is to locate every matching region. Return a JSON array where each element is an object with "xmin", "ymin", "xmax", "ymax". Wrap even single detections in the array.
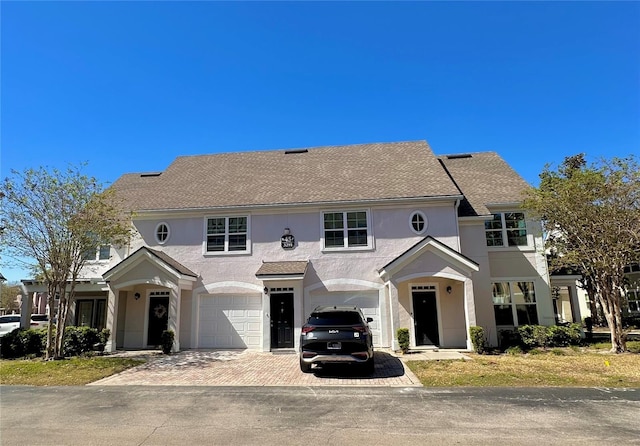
[
  {"xmin": 407, "ymin": 342, "xmax": 640, "ymax": 387},
  {"xmin": 0, "ymin": 357, "xmax": 145, "ymax": 386}
]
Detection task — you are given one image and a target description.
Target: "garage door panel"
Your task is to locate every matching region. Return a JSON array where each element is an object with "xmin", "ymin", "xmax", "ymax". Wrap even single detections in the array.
[
  {"xmin": 306, "ymin": 291, "xmax": 381, "ymax": 347},
  {"xmin": 199, "ymin": 294, "xmax": 262, "ymax": 349}
]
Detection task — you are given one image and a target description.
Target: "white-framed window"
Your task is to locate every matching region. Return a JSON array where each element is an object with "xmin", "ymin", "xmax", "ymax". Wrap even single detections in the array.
[
  {"xmin": 409, "ymin": 211, "xmax": 428, "ymax": 234},
  {"xmin": 322, "ymin": 210, "xmax": 372, "ymax": 250},
  {"xmin": 492, "ymin": 281, "xmax": 538, "ymax": 326},
  {"xmin": 626, "ymin": 289, "xmax": 640, "ymax": 313},
  {"xmin": 83, "ymin": 245, "xmax": 111, "ymax": 261},
  {"xmin": 485, "ymin": 212, "xmax": 529, "ymax": 247},
  {"xmin": 155, "ymin": 222, "xmax": 170, "ymax": 244},
  {"xmin": 205, "ymin": 215, "xmax": 250, "ymax": 254}
]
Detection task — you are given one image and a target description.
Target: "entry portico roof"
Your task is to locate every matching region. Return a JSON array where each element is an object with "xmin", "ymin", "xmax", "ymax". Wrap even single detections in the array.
[
  {"xmin": 255, "ymin": 261, "xmax": 309, "ymax": 280},
  {"xmin": 378, "ymin": 236, "xmax": 479, "ymax": 282},
  {"xmin": 103, "ymin": 247, "xmax": 198, "ymax": 283}
]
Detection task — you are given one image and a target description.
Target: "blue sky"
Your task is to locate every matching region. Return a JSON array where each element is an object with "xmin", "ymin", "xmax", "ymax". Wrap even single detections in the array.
[{"xmin": 1, "ymin": 1, "xmax": 639, "ymax": 282}]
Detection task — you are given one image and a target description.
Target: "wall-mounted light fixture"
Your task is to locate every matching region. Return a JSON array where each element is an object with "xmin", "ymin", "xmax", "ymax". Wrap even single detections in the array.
[
  {"xmin": 283, "ymin": 227, "xmax": 291, "ymax": 235},
  {"xmin": 264, "ymin": 287, "xmax": 269, "ymax": 295},
  {"xmin": 446, "ymin": 286, "xmax": 452, "ymax": 294},
  {"xmin": 134, "ymin": 292, "xmax": 141, "ymax": 300}
]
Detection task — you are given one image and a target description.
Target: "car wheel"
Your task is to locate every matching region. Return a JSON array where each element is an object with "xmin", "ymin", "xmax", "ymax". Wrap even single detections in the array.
[{"xmin": 300, "ymin": 357, "xmax": 312, "ymax": 373}]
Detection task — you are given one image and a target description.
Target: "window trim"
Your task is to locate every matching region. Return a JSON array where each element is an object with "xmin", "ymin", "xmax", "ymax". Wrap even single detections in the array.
[
  {"xmin": 320, "ymin": 209, "xmax": 374, "ymax": 252},
  {"xmin": 82, "ymin": 245, "xmax": 111, "ymax": 262},
  {"xmin": 409, "ymin": 211, "xmax": 428, "ymax": 235},
  {"xmin": 203, "ymin": 214, "xmax": 251, "ymax": 255},
  {"xmin": 485, "ymin": 211, "xmax": 533, "ymax": 250},
  {"xmin": 155, "ymin": 222, "xmax": 170, "ymax": 245},
  {"xmin": 492, "ymin": 280, "xmax": 539, "ymax": 327}
]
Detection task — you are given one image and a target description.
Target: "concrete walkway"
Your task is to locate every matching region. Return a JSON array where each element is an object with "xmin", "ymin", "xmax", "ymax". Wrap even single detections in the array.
[{"xmin": 90, "ymin": 349, "xmax": 469, "ymax": 387}]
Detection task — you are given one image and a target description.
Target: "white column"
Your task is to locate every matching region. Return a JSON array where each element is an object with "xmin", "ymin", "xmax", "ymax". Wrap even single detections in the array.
[
  {"xmin": 387, "ymin": 281, "xmax": 401, "ymax": 351},
  {"xmin": 463, "ymin": 278, "xmax": 477, "ymax": 350},
  {"xmin": 168, "ymin": 285, "xmax": 180, "ymax": 352},
  {"xmin": 105, "ymin": 287, "xmax": 119, "ymax": 352},
  {"xmin": 569, "ymin": 284, "xmax": 582, "ymax": 323}
]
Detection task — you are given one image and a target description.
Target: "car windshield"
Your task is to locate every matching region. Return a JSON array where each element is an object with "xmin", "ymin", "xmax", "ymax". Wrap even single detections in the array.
[
  {"xmin": 0, "ymin": 316, "xmax": 20, "ymax": 323},
  {"xmin": 31, "ymin": 315, "xmax": 48, "ymax": 321},
  {"xmin": 308, "ymin": 312, "xmax": 362, "ymax": 325}
]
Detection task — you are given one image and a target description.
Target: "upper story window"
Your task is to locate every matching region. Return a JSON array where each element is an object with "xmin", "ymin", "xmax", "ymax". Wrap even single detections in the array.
[
  {"xmin": 492, "ymin": 281, "xmax": 538, "ymax": 326},
  {"xmin": 410, "ymin": 211, "xmax": 427, "ymax": 234},
  {"xmin": 322, "ymin": 210, "xmax": 372, "ymax": 250},
  {"xmin": 205, "ymin": 216, "xmax": 250, "ymax": 254},
  {"xmin": 485, "ymin": 212, "xmax": 528, "ymax": 247},
  {"xmin": 627, "ymin": 289, "xmax": 640, "ymax": 313},
  {"xmin": 83, "ymin": 245, "xmax": 111, "ymax": 261},
  {"xmin": 155, "ymin": 222, "xmax": 170, "ymax": 244}
]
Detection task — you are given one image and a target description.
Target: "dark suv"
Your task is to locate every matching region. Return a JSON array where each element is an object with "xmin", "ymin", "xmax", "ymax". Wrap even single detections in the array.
[{"xmin": 299, "ymin": 305, "xmax": 374, "ymax": 374}]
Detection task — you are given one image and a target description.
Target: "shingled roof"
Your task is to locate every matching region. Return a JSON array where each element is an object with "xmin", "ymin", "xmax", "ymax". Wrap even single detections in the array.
[
  {"xmin": 111, "ymin": 141, "xmax": 462, "ymax": 212},
  {"xmin": 438, "ymin": 152, "xmax": 531, "ymax": 217}
]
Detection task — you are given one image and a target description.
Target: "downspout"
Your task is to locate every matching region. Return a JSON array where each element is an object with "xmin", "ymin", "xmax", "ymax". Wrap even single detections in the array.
[{"xmin": 454, "ymin": 198, "xmax": 461, "ymax": 251}]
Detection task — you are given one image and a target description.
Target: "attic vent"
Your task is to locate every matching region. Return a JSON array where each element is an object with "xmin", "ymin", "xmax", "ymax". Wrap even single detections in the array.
[
  {"xmin": 140, "ymin": 172, "xmax": 162, "ymax": 177},
  {"xmin": 446, "ymin": 154, "xmax": 472, "ymax": 160},
  {"xmin": 284, "ymin": 149, "xmax": 309, "ymax": 154}
]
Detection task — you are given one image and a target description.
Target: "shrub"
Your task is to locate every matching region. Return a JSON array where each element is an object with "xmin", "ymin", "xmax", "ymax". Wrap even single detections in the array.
[
  {"xmin": 469, "ymin": 326, "xmax": 486, "ymax": 354},
  {"xmin": 396, "ymin": 328, "xmax": 410, "ymax": 353},
  {"xmin": 505, "ymin": 345, "xmax": 523, "ymax": 355},
  {"xmin": 518, "ymin": 324, "xmax": 583, "ymax": 351},
  {"xmin": 161, "ymin": 330, "xmax": 175, "ymax": 354},
  {"xmin": 499, "ymin": 329, "xmax": 521, "ymax": 350},
  {"xmin": 0, "ymin": 328, "xmax": 46, "ymax": 359}
]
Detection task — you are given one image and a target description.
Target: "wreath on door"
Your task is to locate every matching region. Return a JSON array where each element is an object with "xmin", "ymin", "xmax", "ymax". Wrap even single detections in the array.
[{"xmin": 154, "ymin": 304, "xmax": 167, "ymax": 319}]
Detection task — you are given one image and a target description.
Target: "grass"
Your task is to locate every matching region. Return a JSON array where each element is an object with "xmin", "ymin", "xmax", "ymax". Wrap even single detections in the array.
[
  {"xmin": 407, "ymin": 341, "xmax": 640, "ymax": 387},
  {"xmin": 0, "ymin": 357, "xmax": 145, "ymax": 386}
]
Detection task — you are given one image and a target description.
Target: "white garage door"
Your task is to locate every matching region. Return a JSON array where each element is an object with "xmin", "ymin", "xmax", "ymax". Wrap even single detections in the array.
[
  {"xmin": 199, "ymin": 294, "xmax": 262, "ymax": 349},
  {"xmin": 306, "ymin": 291, "xmax": 381, "ymax": 346}
]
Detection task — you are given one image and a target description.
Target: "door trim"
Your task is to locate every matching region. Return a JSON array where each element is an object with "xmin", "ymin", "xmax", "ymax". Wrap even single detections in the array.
[
  {"xmin": 409, "ymin": 283, "xmax": 443, "ymax": 348},
  {"xmin": 269, "ymin": 291, "xmax": 294, "ymax": 349}
]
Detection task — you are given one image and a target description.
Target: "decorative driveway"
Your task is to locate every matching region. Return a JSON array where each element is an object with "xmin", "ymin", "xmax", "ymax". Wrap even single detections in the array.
[{"xmin": 90, "ymin": 349, "xmax": 464, "ymax": 387}]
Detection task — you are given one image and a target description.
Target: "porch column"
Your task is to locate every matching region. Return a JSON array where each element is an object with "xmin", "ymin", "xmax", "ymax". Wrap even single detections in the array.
[
  {"xmin": 463, "ymin": 278, "xmax": 477, "ymax": 350},
  {"xmin": 168, "ymin": 285, "xmax": 180, "ymax": 352},
  {"xmin": 387, "ymin": 281, "xmax": 401, "ymax": 351},
  {"xmin": 568, "ymin": 284, "xmax": 583, "ymax": 323},
  {"xmin": 105, "ymin": 287, "xmax": 118, "ymax": 352}
]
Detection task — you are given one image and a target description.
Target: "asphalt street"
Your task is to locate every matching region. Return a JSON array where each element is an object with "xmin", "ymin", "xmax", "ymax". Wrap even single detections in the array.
[{"xmin": 1, "ymin": 386, "xmax": 638, "ymax": 445}]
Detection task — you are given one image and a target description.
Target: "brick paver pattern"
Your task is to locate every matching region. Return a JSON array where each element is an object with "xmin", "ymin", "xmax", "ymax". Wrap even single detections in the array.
[{"xmin": 90, "ymin": 350, "xmax": 430, "ymax": 387}]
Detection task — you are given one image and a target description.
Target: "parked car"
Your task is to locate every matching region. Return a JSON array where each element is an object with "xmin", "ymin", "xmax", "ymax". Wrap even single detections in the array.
[
  {"xmin": 299, "ymin": 305, "xmax": 374, "ymax": 374},
  {"xmin": 0, "ymin": 314, "xmax": 51, "ymax": 337}
]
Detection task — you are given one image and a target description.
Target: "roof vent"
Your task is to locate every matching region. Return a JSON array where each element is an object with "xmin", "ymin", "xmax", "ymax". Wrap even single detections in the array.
[
  {"xmin": 284, "ymin": 149, "xmax": 309, "ymax": 155},
  {"xmin": 140, "ymin": 172, "xmax": 162, "ymax": 177},
  {"xmin": 446, "ymin": 154, "xmax": 472, "ymax": 160}
]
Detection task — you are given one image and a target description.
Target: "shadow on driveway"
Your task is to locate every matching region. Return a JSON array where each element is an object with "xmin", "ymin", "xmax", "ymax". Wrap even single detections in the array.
[{"xmin": 310, "ymin": 351, "xmax": 405, "ymax": 379}]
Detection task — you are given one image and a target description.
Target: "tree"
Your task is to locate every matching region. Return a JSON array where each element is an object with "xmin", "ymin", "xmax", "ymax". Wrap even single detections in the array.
[
  {"xmin": 524, "ymin": 154, "xmax": 640, "ymax": 352},
  {"xmin": 0, "ymin": 165, "xmax": 131, "ymax": 359},
  {"xmin": 1, "ymin": 281, "xmax": 21, "ymax": 314}
]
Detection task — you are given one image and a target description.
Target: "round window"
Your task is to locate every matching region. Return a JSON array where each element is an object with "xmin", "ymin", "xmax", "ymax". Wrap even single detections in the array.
[
  {"xmin": 155, "ymin": 222, "xmax": 170, "ymax": 244},
  {"xmin": 410, "ymin": 211, "xmax": 427, "ymax": 234}
]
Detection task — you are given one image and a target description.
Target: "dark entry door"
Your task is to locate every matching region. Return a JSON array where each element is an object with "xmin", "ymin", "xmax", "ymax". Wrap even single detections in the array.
[
  {"xmin": 148, "ymin": 295, "xmax": 169, "ymax": 346},
  {"xmin": 413, "ymin": 291, "xmax": 439, "ymax": 346},
  {"xmin": 270, "ymin": 293, "xmax": 294, "ymax": 348}
]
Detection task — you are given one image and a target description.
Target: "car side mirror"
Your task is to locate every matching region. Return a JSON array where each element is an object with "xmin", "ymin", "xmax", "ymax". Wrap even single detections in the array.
[{"xmin": 366, "ymin": 317, "xmax": 373, "ymax": 323}]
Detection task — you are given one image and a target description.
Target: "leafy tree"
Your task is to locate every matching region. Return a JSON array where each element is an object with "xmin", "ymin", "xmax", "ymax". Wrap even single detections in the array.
[
  {"xmin": 524, "ymin": 154, "xmax": 640, "ymax": 352},
  {"xmin": 1, "ymin": 281, "xmax": 21, "ymax": 313},
  {"xmin": 0, "ymin": 165, "xmax": 131, "ymax": 359}
]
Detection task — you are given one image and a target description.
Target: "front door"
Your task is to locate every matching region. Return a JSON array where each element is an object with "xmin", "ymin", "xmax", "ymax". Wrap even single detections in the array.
[
  {"xmin": 270, "ymin": 293, "xmax": 294, "ymax": 349},
  {"xmin": 412, "ymin": 290, "xmax": 439, "ymax": 346},
  {"xmin": 148, "ymin": 295, "xmax": 169, "ymax": 346}
]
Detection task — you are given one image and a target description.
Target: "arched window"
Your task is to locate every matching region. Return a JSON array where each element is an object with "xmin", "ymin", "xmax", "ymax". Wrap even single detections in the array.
[
  {"xmin": 155, "ymin": 222, "xmax": 170, "ymax": 244},
  {"xmin": 410, "ymin": 211, "xmax": 427, "ymax": 234}
]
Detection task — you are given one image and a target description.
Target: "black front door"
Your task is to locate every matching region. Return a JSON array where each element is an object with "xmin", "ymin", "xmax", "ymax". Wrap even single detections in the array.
[
  {"xmin": 148, "ymin": 296, "xmax": 169, "ymax": 346},
  {"xmin": 270, "ymin": 293, "xmax": 294, "ymax": 348},
  {"xmin": 413, "ymin": 291, "xmax": 439, "ymax": 346}
]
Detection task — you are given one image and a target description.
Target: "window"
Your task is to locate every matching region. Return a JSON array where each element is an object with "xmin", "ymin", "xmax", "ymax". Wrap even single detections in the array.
[
  {"xmin": 485, "ymin": 212, "xmax": 528, "ymax": 247},
  {"xmin": 82, "ymin": 245, "xmax": 111, "ymax": 261},
  {"xmin": 155, "ymin": 222, "xmax": 170, "ymax": 244},
  {"xmin": 205, "ymin": 216, "xmax": 249, "ymax": 253},
  {"xmin": 492, "ymin": 281, "xmax": 538, "ymax": 326},
  {"xmin": 627, "ymin": 289, "xmax": 640, "ymax": 313},
  {"xmin": 322, "ymin": 210, "xmax": 371, "ymax": 249},
  {"xmin": 75, "ymin": 299, "xmax": 107, "ymax": 330},
  {"xmin": 410, "ymin": 211, "xmax": 427, "ymax": 234}
]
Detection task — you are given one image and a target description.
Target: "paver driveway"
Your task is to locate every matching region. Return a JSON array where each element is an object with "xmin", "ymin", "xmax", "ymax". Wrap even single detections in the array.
[{"xmin": 90, "ymin": 350, "xmax": 427, "ymax": 387}]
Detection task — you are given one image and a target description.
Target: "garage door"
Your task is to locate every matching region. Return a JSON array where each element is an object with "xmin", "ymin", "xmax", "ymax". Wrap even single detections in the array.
[
  {"xmin": 199, "ymin": 294, "xmax": 262, "ymax": 349},
  {"xmin": 306, "ymin": 291, "xmax": 381, "ymax": 346}
]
